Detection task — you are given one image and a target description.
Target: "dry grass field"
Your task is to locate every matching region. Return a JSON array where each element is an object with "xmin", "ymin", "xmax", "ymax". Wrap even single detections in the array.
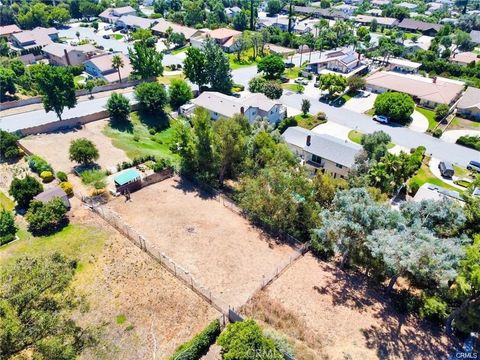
[
  {"xmin": 20, "ymin": 120, "xmax": 129, "ymax": 173},
  {"xmin": 242, "ymin": 254, "xmax": 454, "ymax": 360},
  {"xmin": 103, "ymin": 176, "xmax": 297, "ymax": 309}
]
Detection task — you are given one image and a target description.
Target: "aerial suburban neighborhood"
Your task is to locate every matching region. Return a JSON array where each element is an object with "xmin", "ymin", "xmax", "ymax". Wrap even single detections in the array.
[{"xmin": 0, "ymin": 0, "xmax": 479, "ymax": 357}]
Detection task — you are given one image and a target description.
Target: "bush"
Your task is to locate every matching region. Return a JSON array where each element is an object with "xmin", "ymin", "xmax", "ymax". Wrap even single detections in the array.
[
  {"xmin": 420, "ymin": 295, "xmax": 448, "ymax": 324},
  {"xmin": 0, "ymin": 130, "xmax": 20, "ymax": 160},
  {"xmin": 107, "ymin": 92, "xmax": 131, "ymax": 123},
  {"xmin": 432, "ymin": 128, "xmax": 443, "ymax": 138},
  {"xmin": 276, "ymin": 117, "xmax": 298, "ymax": 133},
  {"xmin": 59, "ymin": 181, "xmax": 74, "ymax": 196},
  {"xmin": 434, "ymin": 104, "xmax": 449, "ymax": 120},
  {"xmin": 40, "ymin": 171, "xmax": 54, "ymax": 183},
  {"xmin": 374, "ymin": 92, "xmax": 415, "ymax": 124},
  {"xmin": 151, "ymin": 158, "xmax": 172, "ymax": 172},
  {"xmin": 80, "ymin": 169, "xmax": 107, "ymax": 190},
  {"xmin": 409, "ymin": 181, "xmax": 420, "ymax": 195},
  {"xmin": 248, "ymin": 76, "xmax": 267, "ymax": 93},
  {"xmin": 27, "ymin": 155, "xmax": 53, "ymax": 174},
  {"xmin": 169, "ymin": 320, "xmax": 220, "ymax": 360},
  {"xmin": 169, "ymin": 79, "xmax": 192, "ymax": 109},
  {"xmin": 26, "ymin": 198, "xmax": 68, "ymax": 235},
  {"xmin": 262, "ymin": 81, "xmax": 283, "ymax": 100},
  {"xmin": 116, "ymin": 155, "xmax": 156, "ymax": 172},
  {"xmin": 316, "ymin": 112, "xmax": 327, "ymax": 121},
  {"xmin": 9, "ymin": 176, "xmax": 43, "ymax": 209},
  {"xmin": 456, "ymin": 135, "xmax": 480, "ymax": 151},
  {"xmin": 134, "ymin": 82, "xmax": 168, "ymax": 114},
  {"xmin": 56, "ymin": 171, "xmax": 68, "ymax": 182},
  {"xmin": 0, "ymin": 208, "xmax": 17, "ymax": 245},
  {"xmin": 69, "ymin": 138, "xmax": 99, "ymax": 165},
  {"xmin": 232, "ymin": 83, "xmax": 244, "ymax": 91}
]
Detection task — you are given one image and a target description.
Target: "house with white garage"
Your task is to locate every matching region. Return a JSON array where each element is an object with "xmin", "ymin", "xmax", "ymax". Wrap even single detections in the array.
[
  {"xmin": 282, "ymin": 126, "xmax": 361, "ymax": 178},
  {"xmin": 307, "ymin": 49, "xmax": 366, "ymax": 76},
  {"xmin": 184, "ymin": 91, "xmax": 286, "ymax": 123},
  {"xmin": 456, "ymin": 87, "xmax": 480, "ymax": 120},
  {"xmin": 365, "ymin": 71, "xmax": 464, "ymax": 108}
]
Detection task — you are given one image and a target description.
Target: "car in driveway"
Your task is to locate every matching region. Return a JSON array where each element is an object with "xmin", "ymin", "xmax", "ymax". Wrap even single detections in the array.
[
  {"xmin": 102, "ymin": 34, "xmax": 110, "ymax": 39},
  {"xmin": 294, "ymin": 78, "xmax": 309, "ymax": 85},
  {"xmin": 439, "ymin": 161, "xmax": 454, "ymax": 178},
  {"xmin": 373, "ymin": 115, "xmax": 389, "ymax": 124},
  {"xmin": 467, "ymin": 160, "xmax": 480, "ymax": 172}
]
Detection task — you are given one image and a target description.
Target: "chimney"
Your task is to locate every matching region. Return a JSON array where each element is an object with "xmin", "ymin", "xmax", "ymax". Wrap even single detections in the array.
[
  {"xmin": 64, "ymin": 48, "xmax": 71, "ymax": 66},
  {"xmin": 432, "ymin": 76, "xmax": 437, "ymax": 83},
  {"xmin": 240, "ymin": 106, "xmax": 244, "ymax": 114},
  {"xmin": 306, "ymin": 135, "xmax": 311, "ymax": 146}
]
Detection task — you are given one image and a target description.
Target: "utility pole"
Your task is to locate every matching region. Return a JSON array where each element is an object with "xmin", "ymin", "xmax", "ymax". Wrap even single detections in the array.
[{"xmin": 250, "ymin": 0, "xmax": 255, "ymax": 30}]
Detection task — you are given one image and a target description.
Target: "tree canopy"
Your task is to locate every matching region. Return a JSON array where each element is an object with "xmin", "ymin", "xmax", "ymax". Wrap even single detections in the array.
[
  {"xmin": 128, "ymin": 41, "xmax": 164, "ymax": 79},
  {"xmin": 257, "ymin": 54, "xmax": 285, "ymax": 79},
  {"xmin": 134, "ymin": 82, "xmax": 168, "ymax": 114},
  {"xmin": 69, "ymin": 138, "xmax": 99, "ymax": 165},
  {"xmin": 374, "ymin": 92, "xmax": 415, "ymax": 124}
]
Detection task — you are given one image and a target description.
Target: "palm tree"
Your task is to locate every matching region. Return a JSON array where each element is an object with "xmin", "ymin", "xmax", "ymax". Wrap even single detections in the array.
[
  {"xmin": 111, "ymin": 54, "xmax": 124, "ymax": 83},
  {"xmin": 75, "ymin": 31, "xmax": 80, "ymax": 41}
]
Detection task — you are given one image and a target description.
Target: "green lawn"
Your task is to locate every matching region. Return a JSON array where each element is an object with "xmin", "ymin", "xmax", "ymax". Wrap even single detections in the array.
[
  {"xmin": 158, "ymin": 73, "xmax": 185, "ymax": 85},
  {"xmin": 347, "ymin": 130, "xmax": 395, "ymax": 148},
  {"xmin": 294, "ymin": 114, "xmax": 326, "ymax": 130},
  {"xmin": 113, "ymin": 34, "xmax": 124, "ymax": 40},
  {"xmin": 408, "ymin": 161, "xmax": 462, "ymax": 193},
  {"xmin": 0, "ymin": 224, "xmax": 107, "ymax": 269},
  {"xmin": 453, "ymin": 165, "xmax": 470, "ymax": 178},
  {"xmin": 228, "ymin": 48, "xmax": 260, "ymax": 69},
  {"xmin": 282, "ymin": 83, "xmax": 304, "ymax": 93},
  {"xmin": 0, "ymin": 192, "xmax": 15, "ymax": 211},
  {"xmin": 171, "ymin": 46, "xmax": 188, "ymax": 55},
  {"xmin": 74, "ymin": 75, "xmax": 86, "ymax": 86},
  {"xmin": 415, "ymin": 106, "xmax": 438, "ymax": 131},
  {"xmin": 284, "ymin": 67, "xmax": 301, "ymax": 80},
  {"xmin": 103, "ymin": 111, "xmax": 180, "ymax": 163}
]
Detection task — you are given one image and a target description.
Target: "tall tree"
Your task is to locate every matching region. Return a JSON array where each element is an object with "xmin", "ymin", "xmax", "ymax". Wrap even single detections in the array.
[
  {"xmin": 128, "ymin": 42, "xmax": 163, "ymax": 79},
  {"xmin": 35, "ymin": 66, "xmax": 76, "ymax": 121},
  {"xmin": 203, "ymin": 40, "xmax": 233, "ymax": 94},
  {"xmin": 183, "ymin": 47, "xmax": 207, "ymax": 89},
  {"xmin": 111, "ymin": 54, "xmax": 124, "ymax": 83}
]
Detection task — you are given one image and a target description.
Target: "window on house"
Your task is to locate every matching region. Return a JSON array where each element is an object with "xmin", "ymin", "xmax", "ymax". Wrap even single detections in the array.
[
  {"xmin": 311, "ymin": 154, "xmax": 322, "ymax": 164},
  {"xmin": 336, "ymin": 163, "xmax": 343, "ymax": 169}
]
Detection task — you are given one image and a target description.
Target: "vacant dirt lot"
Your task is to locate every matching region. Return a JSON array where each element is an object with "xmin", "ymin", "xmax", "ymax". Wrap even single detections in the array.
[
  {"xmin": 243, "ymin": 254, "xmax": 453, "ymax": 360},
  {"xmin": 20, "ymin": 120, "xmax": 128, "ymax": 173},
  {"xmin": 72, "ymin": 205, "xmax": 220, "ymax": 360},
  {"xmin": 103, "ymin": 176, "xmax": 297, "ymax": 309}
]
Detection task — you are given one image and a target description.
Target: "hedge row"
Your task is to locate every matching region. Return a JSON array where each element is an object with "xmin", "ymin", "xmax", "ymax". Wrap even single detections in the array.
[
  {"xmin": 456, "ymin": 135, "xmax": 480, "ymax": 151},
  {"xmin": 169, "ymin": 319, "xmax": 221, "ymax": 360},
  {"xmin": 27, "ymin": 155, "xmax": 53, "ymax": 174}
]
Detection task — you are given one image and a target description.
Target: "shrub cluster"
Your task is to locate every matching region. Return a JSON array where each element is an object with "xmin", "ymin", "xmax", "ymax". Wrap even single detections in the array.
[
  {"xmin": 456, "ymin": 135, "xmax": 480, "ymax": 151},
  {"xmin": 59, "ymin": 181, "xmax": 74, "ymax": 196},
  {"xmin": 116, "ymin": 155, "xmax": 157, "ymax": 172},
  {"xmin": 28, "ymin": 155, "xmax": 53, "ymax": 175},
  {"xmin": 40, "ymin": 171, "xmax": 54, "ymax": 183},
  {"xmin": 169, "ymin": 320, "xmax": 220, "ymax": 360},
  {"xmin": 56, "ymin": 171, "xmax": 68, "ymax": 182},
  {"xmin": 26, "ymin": 198, "xmax": 68, "ymax": 235}
]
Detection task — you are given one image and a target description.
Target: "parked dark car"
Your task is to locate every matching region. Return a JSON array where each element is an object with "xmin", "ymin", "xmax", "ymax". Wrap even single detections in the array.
[
  {"xmin": 467, "ymin": 160, "xmax": 480, "ymax": 172},
  {"xmin": 438, "ymin": 161, "xmax": 454, "ymax": 178},
  {"xmin": 279, "ymin": 75, "xmax": 289, "ymax": 83},
  {"xmin": 285, "ymin": 62, "xmax": 295, "ymax": 68},
  {"xmin": 102, "ymin": 34, "xmax": 110, "ymax": 39}
]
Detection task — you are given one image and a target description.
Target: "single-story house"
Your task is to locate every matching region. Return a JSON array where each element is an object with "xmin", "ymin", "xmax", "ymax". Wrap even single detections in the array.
[
  {"xmin": 288, "ymin": 6, "xmax": 350, "ymax": 20},
  {"xmin": 371, "ymin": 0, "xmax": 391, "ymax": 7},
  {"xmin": 403, "ymin": 35, "xmax": 433, "ymax": 53},
  {"xmin": 308, "ymin": 49, "xmax": 365, "ymax": 75},
  {"xmin": 0, "ymin": 24, "xmax": 21, "ymax": 40},
  {"xmin": 11, "ymin": 27, "xmax": 58, "ymax": 50},
  {"xmin": 456, "ymin": 87, "xmax": 480, "ymax": 120},
  {"xmin": 152, "ymin": 19, "xmax": 202, "ymax": 41},
  {"xmin": 470, "ymin": 30, "xmax": 480, "ymax": 45},
  {"xmin": 381, "ymin": 57, "xmax": 422, "ymax": 73},
  {"xmin": 413, "ymin": 183, "xmax": 463, "ymax": 203},
  {"xmin": 265, "ymin": 43, "xmax": 296, "ymax": 56},
  {"xmin": 365, "ymin": 71, "xmax": 465, "ymax": 108},
  {"xmin": 99, "ymin": 6, "xmax": 136, "ymax": 23},
  {"xmin": 116, "ymin": 15, "xmax": 157, "ymax": 30},
  {"xmin": 282, "ymin": 126, "xmax": 361, "ymax": 178},
  {"xmin": 42, "ymin": 43, "xmax": 100, "ymax": 66},
  {"xmin": 397, "ymin": 19, "xmax": 442, "ymax": 35},
  {"xmin": 257, "ymin": 16, "xmax": 291, "ymax": 31},
  {"xmin": 34, "ymin": 187, "xmax": 71, "ymax": 209},
  {"xmin": 398, "ymin": 2, "xmax": 418, "ymax": 10},
  {"xmin": 449, "ymin": 52, "xmax": 480, "ymax": 66},
  {"xmin": 354, "ymin": 15, "xmax": 399, "ymax": 28},
  {"xmin": 333, "ymin": 4, "xmax": 357, "ymax": 15},
  {"xmin": 83, "ymin": 53, "xmax": 133, "ymax": 83},
  {"xmin": 185, "ymin": 91, "xmax": 286, "ymax": 123}
]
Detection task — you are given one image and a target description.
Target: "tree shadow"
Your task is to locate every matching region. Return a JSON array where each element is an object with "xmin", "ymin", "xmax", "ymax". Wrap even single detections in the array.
[
  {"xmin": 136, "ymin": 110, "xmax": 169, "ymax": 131},
  {"xmin": 109, "ymin": 119, "xmax": 133, "ymax": 133},
  {"xmin": 173, "ymin": 176, "xmax": 217, "ymax": 200}
]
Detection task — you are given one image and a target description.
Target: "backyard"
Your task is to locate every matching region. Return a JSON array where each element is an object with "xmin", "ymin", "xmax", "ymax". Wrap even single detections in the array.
[
  {"xmin": 242, "ymin": 254, "xmax": 453, "ymax": 360},
  {"xmin": 103, "ymin": 176, "xmax": 298, "ymax": 309}
]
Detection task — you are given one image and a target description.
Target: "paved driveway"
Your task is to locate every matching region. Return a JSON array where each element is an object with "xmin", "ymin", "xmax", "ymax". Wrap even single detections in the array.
[
  {"xmin": 342, "ymin": 91, "xmax": 377, "ymax": 113},
  {"xmin": 409, "ymin": 110, "xmax": 429, "ymax": 133},
  {"xmin": 441, "ymin": 129, "xmax": 480, "ymax": 143}
]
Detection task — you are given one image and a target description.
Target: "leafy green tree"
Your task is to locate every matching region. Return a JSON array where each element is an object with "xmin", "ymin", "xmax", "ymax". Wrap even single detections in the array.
[
  {"xmin": 111, "ymin": 54, "xmax": 124, "ymax": 83},
  {"xmin": 367, "ymin": 225, "xmax": 464, "ymax": 292},
  {"xmin": 36, "ymin": 66, "xmax": 77, "ymax": 121},
  {"xmin": 183, "ymin": 0, "xmax": 205, "ymax": 26},
  {"xmin": 128, "ymin": 41, "xmax": 164, "ymax": 79},
  {"xmin": 183, "ymin": 47, "xmax": 207, "ymax": 88},
  {"xmin": 233, "ymin": 10, "xmax": 248, "ymax": 31},
  {"xmin": 203, "ymin": 39, "xmax": 233, "ymax": 93},
  {"xmin": 262, "ymin": 81, "xmax": 283, "ymax": 99},
  {"xmin": 169, "ymin": 32, "xmax": 186, "ymax": 47},
  {"xmin": 266, "ymin": 0, "xmax": 282, "ymax": 15},
  {"xmin": 434, "ymin": 103, "xmax": 449, "ymax": 120},
  {"xmin": 257, "ymin": 54, "xmax": 285, "ymax": 79},
  {"xmin": 0, "ymin": 208, "xmax": 16, "ymax": 245},
  {"xmin": 214, "ymin": 115, "xmax": 250, "ymax": 184},
  {"xmin": 361, "ymin": 131, "xmax": 391, "ymax": 161},
  {"xmin": 301, "ymin": 98, "xmax": 310, "ymax": 115},
  {"xmin": 85, "ymin": 79, "xmax": 95, "ymax": 98},
  {"xmin": 106, "ymin": 93, "xmax": 131, "ymax": 123},
  {"xmin": 311, "ymin": 172, "xmax": 347, "ymax": 208},
  {"xmin": 347, "ymin": 75, "xmax": 366, "ymax": 92},
  {"xmin": 8, "ymin": 176, "xmax": 43, "ymax": 210},
  {"xmin": 319, "ymin": 73, "xmax": 347, "ymax": 97},
  {"xmin": 0, "ymin": 130, "xmax": 20, "ymax": 160},
  {"xmin": 169, "ymin": 79, "xmax": 192, "ymax": 109},
  {"xmin": 26, "ymin": 198, "xmax": 68, "ymax": 235},
  {"xmin": 69, "ymin": 138, "xmax": 99, "ymax": 165},
  {"xmin": 134, "ymin": 82, "xmax": 168, "ymax": 114},
  {"xmin": 48, "ymin": 6, "xmax": 71, "ymax": 26},
  {"xmin": 0, "ymin": 67, "xmax": 16, "ymax": 98},
  {"xmin": 217, "ymin": 320, "xmax": 284, "ymax": 360},
  {"xmin": 374, "ymin": 92, "xmax": 414, "ymax": 124},
  {"xmin": 356, "ymin": 26, "xmax": 369, "ymax": 40},
  {"xmin": 132, "ymin": 28, "xmax": 153, "ymax": 42},
  {"xmin": 0, "ymin": 254, "xmax": 97, "ymax": 358},
  {"xmin": 248, "ymin": 76, "xmax": 267, "ymax": 93}
]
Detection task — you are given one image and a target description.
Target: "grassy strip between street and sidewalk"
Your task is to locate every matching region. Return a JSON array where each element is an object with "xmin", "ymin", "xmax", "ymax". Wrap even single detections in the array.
[
  {"xmin": 0, "ymin": 192, "xmax": 15, "ymax": 211},
  {"xmin": 294, "ymin": 114, "xmax": 327, "ymax": 130},
  {"xmin": 103, "ymin": 111, "xmax": 180, "ymax": 163},
  {"xmin": 415, "ymin": 106, "xmax": 438, "ymax": 131},
  {"xmin": 348, "ymin": 130, "xmax": 395, "ymax": 149}
]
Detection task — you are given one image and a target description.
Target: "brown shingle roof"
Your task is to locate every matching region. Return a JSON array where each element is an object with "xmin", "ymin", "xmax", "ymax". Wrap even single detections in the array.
[{"xmin": 0, "ymin": 24, "xmax": 21, "ymax": 37}]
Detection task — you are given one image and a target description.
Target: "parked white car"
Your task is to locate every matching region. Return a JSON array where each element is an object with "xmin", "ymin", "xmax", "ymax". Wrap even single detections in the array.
[{"xmin": 373, "ymin": 115, "xmax": 389, "ymax": 124}]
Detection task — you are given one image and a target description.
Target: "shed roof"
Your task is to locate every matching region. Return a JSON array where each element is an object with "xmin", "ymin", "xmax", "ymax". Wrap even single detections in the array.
[
  {"xmin": 34, "ymin": 187, "xmax": 70, "ymax": 208},
  {"xmin": 114, "ymin": 169, "xmax": 141, "ymax": 186}
]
